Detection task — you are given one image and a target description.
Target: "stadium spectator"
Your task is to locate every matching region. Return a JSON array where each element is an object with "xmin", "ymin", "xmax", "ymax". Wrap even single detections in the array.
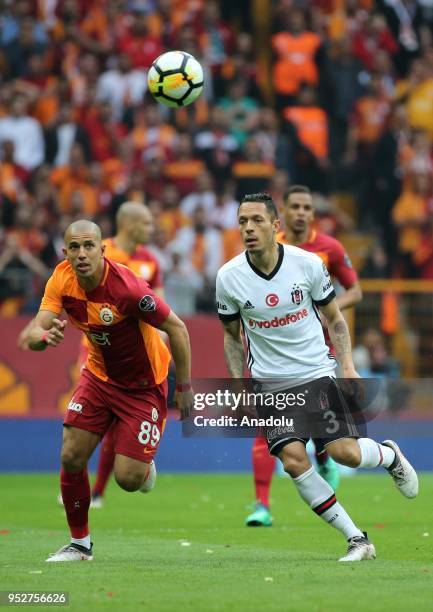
[
  {"xmin": 283, "ymin": 85, "xmax": 330, "ymax": 193},
  {"xmin": 216, "ymin": 80, "xmax": 259, "ymax": 146},
  {"xmin": 352, "ymin": 13, "xmax": 398, "ymax": 71},
  {"xmin": 199, "ymin": 0, "xmax": 235, "ymax": 75},
  {"xmin": 96, "ymin": 53, "xmax": 147, "ymax": 120},
  {"xmin": 360, "ymin": 242, "xmax": 392, "ymax": 278},
  {"xmin": 118, "ymin": 11, "xmax": 163, "ymax": 69},
  {"xmin": 44, "ymin": 102, "xmax": 91, "ymax": 166},
  {"xmin": 254, "ymin": 107, "xmax": 294, "ymax": 172},
  {"xmin": 392, "ymin": 171, "xmax": 433, "ymax": 275},
  {"xmin": 271, "ymin": 6, "xmax": 322, "ymax": 109},
  {"xmin": 0, "ymin": 94, "xmax": 45, "ymax": 171},
  {"xmin": 81, "ymin": 100, "xmax": 127, "ymax": 163},
  {"xmin": 232, "ymin": 136, "xmax": 275, "ymax": 201},
  {"xmin": 0, "ymin": 140, "xmax": 29, "ymax": 202},
  {"xmin": 194, "ymin": 106, "xmax": 238, "ymax": 181},
  {"xmin": 164, "ymin": 247, "xmax": 204, "ymax": 315},
  {"xmin": 219, "ymin": 32, "xmax": 261, "ymax": 100},
  {"xmin": 130, "ymin": 104, "xmax": 177, "ymax": 163},
  {"xmin": 1, "ymin": 15, "xmax": 47, "ymax": 79},
  {"xmin": 209, "ymin": 181, "xmax": 239, "ymax": 230},
  {"xmin": 164, "ymin": 132, "xmax": 206, "ymax": 197},
  {"xmin": 169, "ymin": 206, "xmax": 223, "ymax": 310},
  {"xmin": 158, "ymin": 183, "xmax": 188, "ymax": 241},
  {"xmin": 323, "ymin": 37, "xmax": 366, "ymax": 169},
  {"xmin": 180, "ymin": 171, "xmax": 216, "ymax": 220},
  {"xmin": 395, "ymin": 57, "xmax": 433, "ymax": 138}
]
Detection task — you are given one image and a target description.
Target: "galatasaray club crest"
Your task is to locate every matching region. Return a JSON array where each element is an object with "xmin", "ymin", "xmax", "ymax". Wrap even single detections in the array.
[
  {"xmin": 99, "ymin": 306, "xmax": 114, "ymax": 325},
  {"xmin": 291, "ymin": 285, "xmax": 303, "ymax": 305}
]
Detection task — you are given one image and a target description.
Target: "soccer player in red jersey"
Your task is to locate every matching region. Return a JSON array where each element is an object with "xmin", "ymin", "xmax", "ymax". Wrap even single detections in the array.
[
  {"xmin": 246, "ymin": 185, "xmax": 362, "ymax": 527},
  {"xmin": 28, "ymin": 219, "xmax": 193, "ymax": 562},
  {"xmin": 18, "ymin": 201, "xmax": 165, "ymax": 509}
]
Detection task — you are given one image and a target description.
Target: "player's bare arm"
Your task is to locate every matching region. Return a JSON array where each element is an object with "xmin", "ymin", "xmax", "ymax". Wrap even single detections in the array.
[
  {"xmin": 336, "ymin": 280, "xmax": 362, "ymax": 311},
  {"xmin": 319, "ymin": 299, "xmax": 358, "ymax": 377},
  {"xmin": 28, "ymin": 310, "xmax": 68, "ymax": 351},
  {"xmin": 222, "ymin": 318, "xmax": 244, "ymax": 378},
  {"xmin": 159, "ymin": 311, "xmax": 193, "ymax": 417},
  {"xmin": 17, "ymin": 317, "xmax": 36, "ymax": 350}
]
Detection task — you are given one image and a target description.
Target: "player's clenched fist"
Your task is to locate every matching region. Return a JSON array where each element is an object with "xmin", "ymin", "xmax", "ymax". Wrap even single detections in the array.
[{"xmin": 42, "ymin": 319, "xmax": 67, "ymax": 347}]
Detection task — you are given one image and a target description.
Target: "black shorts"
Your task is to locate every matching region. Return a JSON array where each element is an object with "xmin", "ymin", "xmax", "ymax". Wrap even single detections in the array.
[{"xmin": 255, "ymin": 377, "xmax": 366, "ymax": 457}]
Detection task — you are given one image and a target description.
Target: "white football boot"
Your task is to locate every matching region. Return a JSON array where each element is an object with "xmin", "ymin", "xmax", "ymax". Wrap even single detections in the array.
[
  {"xmin": 382, "ymin": 440, "xmax": 419, "ymax": 498},
  {"xmin": 339, "ymin": 532, "xmax": 376, "ymax": 562},
  {"xmin": 46, "ymin": 543, "xmax": 93, "ymax": 562}
]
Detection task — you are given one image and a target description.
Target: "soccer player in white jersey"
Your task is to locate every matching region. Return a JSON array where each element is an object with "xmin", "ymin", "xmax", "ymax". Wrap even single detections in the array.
[{"xmin": 216, "ymin": 193, "xmax": 418, "ymax": 561}]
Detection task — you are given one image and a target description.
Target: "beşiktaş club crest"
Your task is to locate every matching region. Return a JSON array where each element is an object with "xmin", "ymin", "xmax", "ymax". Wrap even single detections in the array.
[
  {"xmin": 139, "ymin": 295, "xmax": 156, "ymax": 312},
  {"xmin": 99, "ymin": 305, "xmax": 114, "ymax": 325},
  {"xmin": 291, "ymin": 284, "xmax": 303, "ymax": 305}
]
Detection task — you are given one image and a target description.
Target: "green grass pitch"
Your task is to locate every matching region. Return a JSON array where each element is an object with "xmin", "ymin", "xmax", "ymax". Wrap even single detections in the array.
[{"xmin": 1, "ymin": 473, "xmax": 432, "ymax": 611}]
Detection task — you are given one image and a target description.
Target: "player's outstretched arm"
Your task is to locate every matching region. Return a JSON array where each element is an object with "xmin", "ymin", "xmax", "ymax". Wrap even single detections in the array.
[
  {"xmin": 159, "ymin": 311, "xmax": 193, "ymax": 418},
  {"xmin": 319, "ymin": 299, "xmax": 358, "ymax": 377},
  {"xmin": 222, "ymin": 319, "xmax": 244, "ymax": 378},
  {"xmin": 28, "ymin": 310, "xmax": 67, "ymax": 351}
]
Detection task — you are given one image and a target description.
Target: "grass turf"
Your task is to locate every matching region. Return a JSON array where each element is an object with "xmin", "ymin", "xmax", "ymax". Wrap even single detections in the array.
[{"xmin": 0, "ymin": 473, "xmax": 432, "ymax": 611}]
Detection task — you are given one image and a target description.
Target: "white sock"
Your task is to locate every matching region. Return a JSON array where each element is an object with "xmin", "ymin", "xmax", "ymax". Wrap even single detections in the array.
[
  {"xmin": 358, "ymin": 438, "xmax": 395, "ymax": 468},
  {"xmin": 71, "ymin": 535, "xmax": 91, "ymax": 549},
  {"xmin": 293, "ymin": 466, "xmax": 363, "ymax": 540}
]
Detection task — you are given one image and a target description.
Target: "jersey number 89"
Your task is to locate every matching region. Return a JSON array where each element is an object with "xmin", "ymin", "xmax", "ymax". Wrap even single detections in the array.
[{"xmin": 138, "ymin": 421, "xmax": 161, "ymax": 447}]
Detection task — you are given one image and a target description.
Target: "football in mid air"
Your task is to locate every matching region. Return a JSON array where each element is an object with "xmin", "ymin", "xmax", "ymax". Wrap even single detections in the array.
[{"xmin": 147, "ymin": 50, "xmax": 204, "ymax": 108}]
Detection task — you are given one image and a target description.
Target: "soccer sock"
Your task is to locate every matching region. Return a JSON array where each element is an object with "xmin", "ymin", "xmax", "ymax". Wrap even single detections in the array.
[
  {"xmin": 293, "ymin": 466, "xmax": 363, "ymax": 540},
  {"xmin": 71, "ymin": 535, "xmax": 91, "ymax": 549},
  {"xmin": 252, "ymin": 436, "xmax": 275, "ymax": 508},
  {"xmin": 357, "ymin": 438, "xmax": 395, "ymax": 468},
  {"xmin": 92, "ymin": 432, "xmax": 116, "ymax": 497},
  {"xmin": 313, "ymin": 439, "xmax": 329, "ymax": 465},
  {"xmin": 60, "ymin": 467, "xmax": 91, "ymax": 540}
]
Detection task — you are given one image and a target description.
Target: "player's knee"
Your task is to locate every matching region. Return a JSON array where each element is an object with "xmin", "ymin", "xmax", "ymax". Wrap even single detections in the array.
[
  {"xmin": 327, "ymin": 441, "xmax": 360, "ymax": 467},
  {"xmin": 114, "ymin": 471, "xmax": 143, "ymax": 492},
  {"xmin": 279, "ymin": 448, "xmax": 309, "ymax": 477},
  {"xmin": 60, "ymin": 447, "xmax": 87, "ymax": 472}
]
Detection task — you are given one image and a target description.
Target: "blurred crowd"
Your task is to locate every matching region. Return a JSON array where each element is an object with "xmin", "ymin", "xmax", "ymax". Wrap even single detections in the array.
[{"xmin": 1, "ymin": 0, "xmax": 433, "ymax": 315}]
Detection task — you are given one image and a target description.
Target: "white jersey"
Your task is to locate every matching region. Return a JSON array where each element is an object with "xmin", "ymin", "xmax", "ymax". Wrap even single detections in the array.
[{"xmin": 216, "ymin": 243, "xmax": 337, "ymax": 386}]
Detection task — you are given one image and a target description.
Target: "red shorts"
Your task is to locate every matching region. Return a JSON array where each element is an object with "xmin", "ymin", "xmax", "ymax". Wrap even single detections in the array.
[{"xmin": 64, "ymin": 368, "xmax": 167, "ymax": 463}]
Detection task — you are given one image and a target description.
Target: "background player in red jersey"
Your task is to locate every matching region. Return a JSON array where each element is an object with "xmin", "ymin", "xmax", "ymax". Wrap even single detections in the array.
[
  {"xmin": 246, "ymin": 184, "xmax": 362, "ymax": 527},
  {"xmin": 27, "ymin": 219, "xmax": 193, "ymax": 562}
]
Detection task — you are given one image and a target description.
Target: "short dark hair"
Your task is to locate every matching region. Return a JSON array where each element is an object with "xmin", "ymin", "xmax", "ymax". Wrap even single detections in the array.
[
  {"xmin": 284, "ymin": 185, "xmax": 311, "ymax": 201},
  {"xmin": 239, "ymin": 193, "xmax": 278, "ymax": 220}
]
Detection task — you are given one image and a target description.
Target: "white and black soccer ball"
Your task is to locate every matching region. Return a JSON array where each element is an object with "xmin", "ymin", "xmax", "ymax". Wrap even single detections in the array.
[{"xmin": 147, "ymin": 50, "xmax": 204, "ymax": 108}]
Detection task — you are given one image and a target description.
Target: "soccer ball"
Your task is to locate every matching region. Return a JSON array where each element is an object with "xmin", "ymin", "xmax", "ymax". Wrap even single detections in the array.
[{"xmin": 147, "ymin": 50, "xmax": 204, "ymax": 108}]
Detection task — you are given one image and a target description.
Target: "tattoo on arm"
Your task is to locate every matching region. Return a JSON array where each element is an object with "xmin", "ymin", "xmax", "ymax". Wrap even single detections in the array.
[
  {"xmin": 330, "ymin": 318, "xmax": 352, "ymax": 361},
  {"xmin": 224, "ymin": 333, "xmax": 245, "ymax": 378}
]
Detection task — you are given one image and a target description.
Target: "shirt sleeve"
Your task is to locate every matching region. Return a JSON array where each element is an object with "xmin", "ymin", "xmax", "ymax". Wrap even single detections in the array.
[
  {"xmin": 328, "ymin": 241, "xmax": 358, "ymax": 289},
  {"xmin": 122, "ymin": 277, "xmax": 170, "ymax": 327},
  {"xmin": 39, "ymin": 271, "xmax": 63, "ymax": 314},
  {"xmin": 309, "ymin": 255, "xmax": 336, "ymax": 306},
  {"xmin": 216, "ymin": 271, "xmax": 240, "ymax": 321}
]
